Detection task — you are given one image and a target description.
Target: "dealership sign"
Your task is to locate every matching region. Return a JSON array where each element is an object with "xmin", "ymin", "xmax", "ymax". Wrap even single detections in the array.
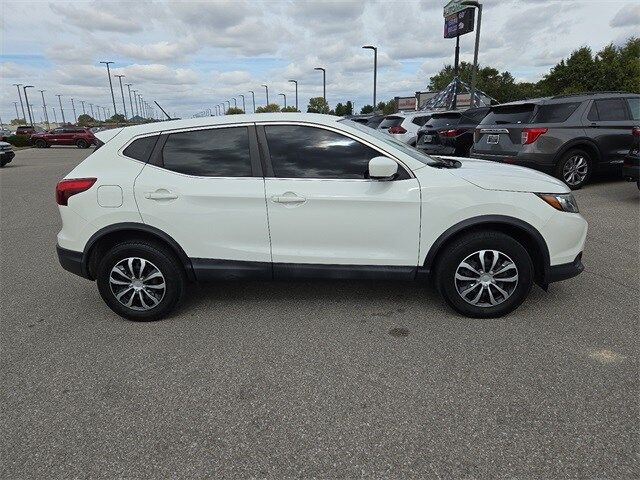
[
  {"xmin": 444, "ymin": 7, "xmax": 475, "ymax": 38},
  {"xmin": 443, "ymin": 0, "xmax": 467, "ymax": 17}
]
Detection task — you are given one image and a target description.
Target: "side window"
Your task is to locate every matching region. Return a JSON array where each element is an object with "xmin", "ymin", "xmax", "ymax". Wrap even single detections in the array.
[
  {"xmin": 161, "ymin": 127, "xmax": 252, "ymax": 177},
  {"xmin": 626, "ymin": 98, "xmax": 640, "ymax": 121},
  {"xmin": 531, "ymin": 102, "xmax": 580, "ymax": 123},
  {"xmin": 123, "ymin": 135, "xmax": 159, "ymax": 162},
  {"xmin": 264, "ymin": 125, "xmax": 409, "ymax": 180},
  {"xmin": 593, "ymin": 99, "xmax": 628, "ymax": 121}
]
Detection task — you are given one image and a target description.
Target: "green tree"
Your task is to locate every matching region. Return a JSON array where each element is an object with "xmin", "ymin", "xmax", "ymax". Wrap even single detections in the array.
[
  {"xmin": 335, "ymin": 102, "xmax": 346, "ymax": 116},
  {"xmin": 345, "ymin": 101, "xmax": 353, "ymax": 116},
  {"xmin": 226, "ymin": 107, "xmax": 244, "ymax": 114},
  {"xmin": 77, "ymin": 114, "xmax": 95, "ymax": 126},
  {"xmin": 255, "ymin": 103, "xmax": 281, "ymax": 113},
  {"xmin": 107, "ymin": 113, "xmax": 127, "ymax": 123},
  {"xmin": 360, "ymin": 104, "xmax": 374, "ymax": 114},
  {"xmin": 10, "ymin": 118, "xmax": 27, "ymax": 125},
  {"xmin": 280, "ymin": 106, "xmax": 299, "ymax": 112},
  {"xmin": 307, "ymin": 97, "xmax": 330, "ymax": 114}
]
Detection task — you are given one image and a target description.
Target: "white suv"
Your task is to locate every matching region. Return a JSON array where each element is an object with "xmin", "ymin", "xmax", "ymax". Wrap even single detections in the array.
[
  {"xmin": 377, "ymin": 111, "xmax": 433, "ymax": 145},
  {"xmin": 56, "ymin": 113, "xmax": 587, "ymax": 321}
]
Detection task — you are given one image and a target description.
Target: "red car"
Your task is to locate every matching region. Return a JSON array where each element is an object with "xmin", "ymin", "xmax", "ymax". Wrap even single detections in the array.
[{"xmin": 31, "ymin": 127, "xmax": 96, "ymax": 149}]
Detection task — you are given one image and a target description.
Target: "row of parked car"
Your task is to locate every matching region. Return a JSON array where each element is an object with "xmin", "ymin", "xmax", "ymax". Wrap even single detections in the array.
[{"xmin": 351, "ymin": 92, "xmax": 639, "ymax": 189}]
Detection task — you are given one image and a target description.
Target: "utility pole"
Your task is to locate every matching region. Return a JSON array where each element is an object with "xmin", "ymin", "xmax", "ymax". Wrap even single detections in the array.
[
  {"xmin": 125, "ymin": 84, "xmax": 134, "ymax": 119},
  {"xmin": 249, "ymin": 91, "xmax": 256, "ymax": 113},
  {"xmin": 288, "ymin": 80, "xmax": 298, "ymax": 111},
  {"xmin": 23, "ymin": 86, "xmax": 34, "ymax": 125},
  {"xmin": 114, "ymin": 75, "xmax": 127, "ymax": 118},
  {"xmin": 314, "ymin": 67, "xmax": 326, "ymax": 102},
  {"xmin": 70, "ymin": 98, "xmax": 77, "ymax": 124},
  {"xmin": 39, "ymin": 90, "xmax": 50, "ymax": 130},
  {"xmin": 56, "ymin": 94, "xmax": 66, "ymax": 124},
  {"xmin": 100, "ymin": 61, "xmax": 117, "ymax": 115},
  {"xmin": 13, "ymin": 84, "xmax": 26, "ymax": 121}
]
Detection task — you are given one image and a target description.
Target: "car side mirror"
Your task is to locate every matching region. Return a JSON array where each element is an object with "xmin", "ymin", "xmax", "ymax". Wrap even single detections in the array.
[{"xmin": 368, "ymin": 156, "xmax": 398, "ymax": 181}]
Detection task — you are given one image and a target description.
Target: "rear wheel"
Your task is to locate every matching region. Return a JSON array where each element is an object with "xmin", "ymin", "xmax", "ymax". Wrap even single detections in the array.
[
  {"xmin": 34, "ymin": 139, "xmax": 47, "ymax": 148},
  {"xmin": 96, "ymin": 241, "xmax": 186, "ymax": 321},
  {"xmin": 76, "ymin": 139, "xmax": 89, "ymax": 149},
  {"xmin": 435, "ymin": 231, "xmax": 534, "ymax": 318},
  {"xmin": 555, "ymin": 148, "xmax": 592, "ymax": 189}
]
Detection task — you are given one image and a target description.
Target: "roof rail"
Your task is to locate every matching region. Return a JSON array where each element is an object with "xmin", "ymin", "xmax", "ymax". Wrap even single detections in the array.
[{"xmin": 551, "ymin": 91, "xmax": 631, "ymax": 99}]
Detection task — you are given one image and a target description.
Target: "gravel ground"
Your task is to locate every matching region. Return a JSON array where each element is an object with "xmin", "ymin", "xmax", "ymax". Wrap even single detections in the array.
[{"xmin": 1, "ymin": 147, "xmax": 638, "ymax": 479}]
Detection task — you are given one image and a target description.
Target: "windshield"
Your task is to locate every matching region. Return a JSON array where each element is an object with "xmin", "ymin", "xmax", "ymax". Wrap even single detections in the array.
[
  {"xmin": 480, "ymin": 104, "xmax": 535, "ymax": 125},
  {"xmin": 339, "ymin": 119, "xmax": 446, "ymax": 167}
]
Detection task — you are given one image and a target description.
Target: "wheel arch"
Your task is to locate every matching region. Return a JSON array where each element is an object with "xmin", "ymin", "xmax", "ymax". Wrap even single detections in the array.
[
  {"xmin": 82, "ymin": 223, "xmax": 195, "ymax": 281},
  {"xmin": 423, "ymin": 215, "xmax": 552, "ymax": 288},
  {"xmin": 554, "ymin": 138, "xmax": 602, "ymax": 166}
]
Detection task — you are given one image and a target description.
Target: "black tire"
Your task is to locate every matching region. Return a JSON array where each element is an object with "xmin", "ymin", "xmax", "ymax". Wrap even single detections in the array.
[
  {"xmin": 434, "ymin": 231, "xmax": 534, "ymax": 318},
  {"xmin": 34, "ymin": 139, "xmax": 47, "ymax": 148},
  {"xmin": 76, "ymin": 139, "xmax": 89, "ymax": 149},
  {"xmin": 0, "ymin": 161, "xmax": 6, "ymax": 168},
  {"xmin": 96, "ymin": 240, "xmax": 186, "ymax": 321},
  {"xmin": 555, "ymin": 148, "xmax": 592, "ymax": 190}
]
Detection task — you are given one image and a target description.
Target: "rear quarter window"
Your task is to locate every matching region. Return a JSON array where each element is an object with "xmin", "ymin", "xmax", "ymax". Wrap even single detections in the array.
[
  {"xmin": 626, "ymin": 98, "xmax": 640, "ymax": 121},
  {"xmin": 480, "ymin": 104, "xmax": 535, "ymax": 125},
  {"xmin": 122, "ymin": 135, "xmax": 160, "ymax": 162},
  {"xmin": 379, "ymin": 116, "xmax": 403, "ymax": 128},
  {"xmin": 531, "ymin": 102, "xmax": 580, "ymax": 123}
]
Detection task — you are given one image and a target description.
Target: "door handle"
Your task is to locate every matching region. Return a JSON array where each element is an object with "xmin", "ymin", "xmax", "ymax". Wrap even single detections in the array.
[
  {"xmin": 271, "ymin": 194, "xmax": 306, "ymax": 204},
  {"xmin": 145, "ymin": 190, "xmax": 178, "ymax": 200}
]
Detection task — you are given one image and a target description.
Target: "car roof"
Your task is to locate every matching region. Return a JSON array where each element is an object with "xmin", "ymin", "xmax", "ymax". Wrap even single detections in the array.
[
  {"xmin": 117, "ymin": 113, "xmax": 342, "ymax": 138},
  {"xmin": 495, "ymin": 91, "xmax": 640, "ymax": 108}
]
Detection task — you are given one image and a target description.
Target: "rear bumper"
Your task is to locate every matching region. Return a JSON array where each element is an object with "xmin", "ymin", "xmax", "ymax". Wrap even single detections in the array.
[
  {"xmin": 471, "ymin": 151, "xmax": 555, "ymax": 174},
  {"xmin": 57, "ymin": 245, "xmax": 89, "ymax": 279},
  {"xmin": 622, "ymin": 155, "xmax": 639, "ymax": 180},
  {"xmin": 547, "ymin": 253, "xmax": 584, "ymax": 284}
]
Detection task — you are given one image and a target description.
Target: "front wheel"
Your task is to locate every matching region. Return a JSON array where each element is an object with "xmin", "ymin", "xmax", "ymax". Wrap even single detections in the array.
[
  {"xmin": 555, "ymin": 148, "xmax": 592, "ymax": 190},
  {"xmin": 76, "ymin": 139, "xmax": 89, "ymax": 149},
  {"xmin": 96, "ymin": 241, "xmax": 186, "ymax": 321},
  {"xmin": 435, "ymin": 231, "xmax": 534, "ymax": 318},
  {"xmin": 34, "ymin": 139, "xmax": 47, "ymax": 148}
]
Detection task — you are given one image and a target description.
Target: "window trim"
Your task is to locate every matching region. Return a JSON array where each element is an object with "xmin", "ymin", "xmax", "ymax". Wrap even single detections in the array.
[{"xmin": 255, "ymin": 121, "xmax": 415, "ymax": 181}]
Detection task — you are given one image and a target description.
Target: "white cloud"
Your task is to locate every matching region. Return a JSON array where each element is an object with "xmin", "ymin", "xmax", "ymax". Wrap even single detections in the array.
[
  {"xmin": 610, "ymin": 4, "xmax": 640, "ymax": 27},
  {"xmin": 50, "ymin": 3, "xmax": 143, "ymax": 33}
]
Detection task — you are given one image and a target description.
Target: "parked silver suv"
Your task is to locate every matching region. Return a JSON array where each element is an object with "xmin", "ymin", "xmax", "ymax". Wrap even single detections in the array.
[{"xmin": 471, "ymin": 92, "xmax": 640, "ymax": 189}]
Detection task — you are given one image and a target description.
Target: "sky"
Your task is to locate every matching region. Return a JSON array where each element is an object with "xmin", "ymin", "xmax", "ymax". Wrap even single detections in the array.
[{"xmin": 1, "ymin": 0, "xmax": 638, "ymax": 122}]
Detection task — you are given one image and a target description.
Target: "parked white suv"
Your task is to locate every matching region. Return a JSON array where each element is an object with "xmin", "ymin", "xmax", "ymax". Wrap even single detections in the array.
[
  {"xmin": 56, "ymin": 113, "xmax": 587, "ymax": 321},
  {"xmin": 377, "ymin": 111, "xmax": 433, "ymax": 145}
]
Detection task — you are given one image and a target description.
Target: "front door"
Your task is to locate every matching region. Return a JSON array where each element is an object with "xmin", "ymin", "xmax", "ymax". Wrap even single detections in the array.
[
  {"xmin": 259, "ymin": 123, "xmax": 421, "ymax": 278},
  {"xmin": 133, "ymin": 125, "xmax": 271, "ymax": 279}
]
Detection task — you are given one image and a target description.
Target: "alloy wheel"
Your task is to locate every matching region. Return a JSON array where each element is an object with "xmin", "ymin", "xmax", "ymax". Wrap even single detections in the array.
[
  {"xmin": 454, "ymin": 250, "xmax": 519, "ymax": 307},
  {"xmin": 562, "ymin": 155, "xmax": 588, "ymax": 186},
  {"xmin": 109, "ymin": 257, "xmax": 166, "ymax": 311}
]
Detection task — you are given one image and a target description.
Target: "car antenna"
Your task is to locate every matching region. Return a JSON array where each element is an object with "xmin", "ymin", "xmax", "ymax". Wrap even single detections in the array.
[{"xmin": 154, "ymin": 101, "xmax": 172, "ymax": 121}]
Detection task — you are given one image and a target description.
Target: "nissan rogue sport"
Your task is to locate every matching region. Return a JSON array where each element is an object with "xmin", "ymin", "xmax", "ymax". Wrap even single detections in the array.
[{"xmin": 56, "ymin": 113, "xmax": 587, "ymax": 321}]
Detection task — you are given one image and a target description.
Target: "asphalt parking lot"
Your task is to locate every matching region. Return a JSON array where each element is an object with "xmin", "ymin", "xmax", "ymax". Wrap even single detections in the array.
[{"xmin": 1, "ymin": 147, "xmax": 638, "ymax": 478}]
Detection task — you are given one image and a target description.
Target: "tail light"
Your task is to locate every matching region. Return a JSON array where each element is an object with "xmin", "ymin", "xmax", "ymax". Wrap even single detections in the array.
[
  {"xmin": 388, "ymin": 126, "xmax": 407, "ymax": 134},
  {"xmin": 632, "ymin": 126, "xmax": 640, "ymax": 136},
  {"xmin": 56, "ymin": 178, "xmax": 96, "ymax": 206},
  {"xmin": 440, "ymin": 128, "xmax": 467, "ymax": 138},
  {"xmin": 521, "ymin": 127, "xmax": 548, "ymax": 145}
]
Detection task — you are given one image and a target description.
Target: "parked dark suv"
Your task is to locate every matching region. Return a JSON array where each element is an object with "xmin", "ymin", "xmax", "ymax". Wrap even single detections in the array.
[
  {"xmin": 416, "ymin": 107, "xmax": 489, "ymax": 157},
  {"xmin": 471, "ymin": 92, "xmax": 640, "ymax": 189}
]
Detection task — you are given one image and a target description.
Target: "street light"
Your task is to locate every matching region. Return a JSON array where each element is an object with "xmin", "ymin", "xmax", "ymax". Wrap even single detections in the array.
[
  {"xmin": 288, "ymin": 80, "xmax": 298, "ymax": 111},
  {"xmin": 80, "ymin": 100, "xmax": 86, "ymax": 115},
  {"xmin": 239, "ymin": 94, "xmax": 246, "ymax": 113},
  {"xmin": 13, "ymin": 102, "xmax": 20, "ymax": 120},
  {"xmin": 13, "ymin": 84, "xmax": 26, "ymax": 121},
  {"xmin": 70, "ymin": 98, "xmax": 77, "ymax": 124},
  {"xmin": 362, "ymin": 45, "xmax": 378, "ymax": 109},
  {"xmin": 56, "ymin": 94, "xmax": 66, "ymax": 124},
  {"xmin": 52, "ymin": 107, "xmax": 58, "ymax": 124},
  {"xmin": 314, "ymin": 67, "xmax": 326, "ymax": 102},
  {"xmin": 278, "ymin": 93, "xmax": 287, "ymax": 109},
  {"xmin": 132, "ymin": 90, "xmax": 139, "ymax": 117},
  {"xmin": 231, "ymin": 98, "xmax": 237, "ymax": 108},
  {"xmin": 114, "ymin": 74, "xmax": 128, "ymax": 118},
  {"xmin": 124, "ymin": 84, "xmax": 134, "ymax": 120},
  {"xmin": 23, "ymin": 86, "xmax": 34, "ymax": 125},
  {"xmin": 461, "ymin": 0, "xmax": 483, "ymax": 107},
  {"xmin": 89, "ymin": 103, "xmax": 94, "ymax": 119},
  {"xmin": 248, "ymin": 91, "xmax": 256, "ymax": 113},
  {"xmin": 99, "ymin": 61, "xmax": 118, "ymax": 115},
  {"xmin": 261, "ymin": 85, "xmax": 269, "ymax": 105},
  {"xmin": 39, "ymin": 90, "xmax": 50, "ymax": 129}
]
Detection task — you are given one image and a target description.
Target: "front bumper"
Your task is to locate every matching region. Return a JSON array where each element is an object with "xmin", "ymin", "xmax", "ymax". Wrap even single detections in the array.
[
  {"xmin": 57, "ymin": 245, "xmax": 88, "ymax": 279},
  {"xmin": 547, "ymin": 253, "xmax": 584, "ymax": 284}
]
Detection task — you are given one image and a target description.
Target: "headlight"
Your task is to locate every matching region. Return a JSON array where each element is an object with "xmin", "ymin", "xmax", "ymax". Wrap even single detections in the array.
[{"xmin": 537, "ymin": 193, "xmax": 579, "ymax": 213}]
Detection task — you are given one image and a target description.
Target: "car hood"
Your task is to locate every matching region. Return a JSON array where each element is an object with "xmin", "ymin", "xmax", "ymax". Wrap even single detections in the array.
[
  {"xmin": 0, "ymin": 141, "xmax": 11, "ymax": 147},
  {"xmin": 437, "ymin": 156, "xmax": 569, "ymax": 194}
]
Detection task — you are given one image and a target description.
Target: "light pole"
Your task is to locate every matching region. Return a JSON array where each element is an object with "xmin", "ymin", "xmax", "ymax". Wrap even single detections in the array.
[
  {"xmin": 125, "ymin": 84, "xmax": 134, "ymax": 120},
  {"xmin": 232, "ymin": 98, "xmax": 237, "ymax": 108},
  {"xmin": 261, "ymin": 85, "xmax": 269, "ymax": 105},
  {"xmin": 56, "ymin": 94, "xmax": 66, "ymax": 124},
  {"xmin": 52, "ymin": 107, "xmax": 58, "ymax": 124},
  {"xmin": 239, "ymin": 94, "xmax": 246, "ymax": 113},
  {"xmin": 23, "ymin": 86, "xmax": 34, "ymax": 125},
  {"xmin": 39, "ymin": 90, "xmax": 50, "ymax": 129},
  {"xmin": 248, "ymin": 91, "xmax": 256, "ymax": 112},
  {"xmin": 288, "ymin": 80, "xmax": 298, "ymax": 111},
  {"xmin": 80, "ymin": 100, "xmax": 86, "ymax": 115},
  {"xmin": 89, "ymin": 103, "xmax": 95, "ymax": 119},
  {"xmin": 71, "ymin": 98, "xmax": 77, "ymax": 124},
  {"xmin": 461, "ymin": 0, "xmax": 483, "ymax": 107},
  {"xmin": 362, "ymin": 45, "xmax": 377, "ymax": 109},
  {"xmin": 132, "ymin": 91, "xmax": 139, "ymax": 117},
  {"xmin": 13, "ymin": 102, "xmax": 20, "ymax": 120},
  {"xmin": 138, "ymin": 95, "xmax": 143, "ymax": 117},
  {"xmin": 314, "ymin": 67, "xmax": 326, "ymax": 102},
  {"xmin": 278, "ymin": 93, "xmax": 287, "ymax": 109},
  {"xmin": 13, "ymin": 84, "xmax": 26, "ymax": 121},
  {"xmin": 224, "ymin": 100, "xmax": 230, "ymax": 113},
  {"xmin": 99, "ymin": 61, "xmax": 118, "ymax": 115},
  {"xmin": 114, "ymin": 75, "xmax": 127, "ymax": 118}
]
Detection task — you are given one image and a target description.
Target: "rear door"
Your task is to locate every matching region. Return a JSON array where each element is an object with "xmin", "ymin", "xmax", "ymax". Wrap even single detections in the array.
[
  {"xmin": 133, "ymin": 125, "xmax": 271, "ymax": 274},
  {"xmin": 259, "ymin": 123, "xmax": 421, "ymax": 275},
  {"xmin": 585, "ymin": 98, "xmax": 634, "ymax": 165},
  {"xmin": 473, "ymin": 104, "xmax": 535, "ymax": 156},
  {"xmin": 48, "ymin": 127, "xmax": 65, "ymax": 144}
]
